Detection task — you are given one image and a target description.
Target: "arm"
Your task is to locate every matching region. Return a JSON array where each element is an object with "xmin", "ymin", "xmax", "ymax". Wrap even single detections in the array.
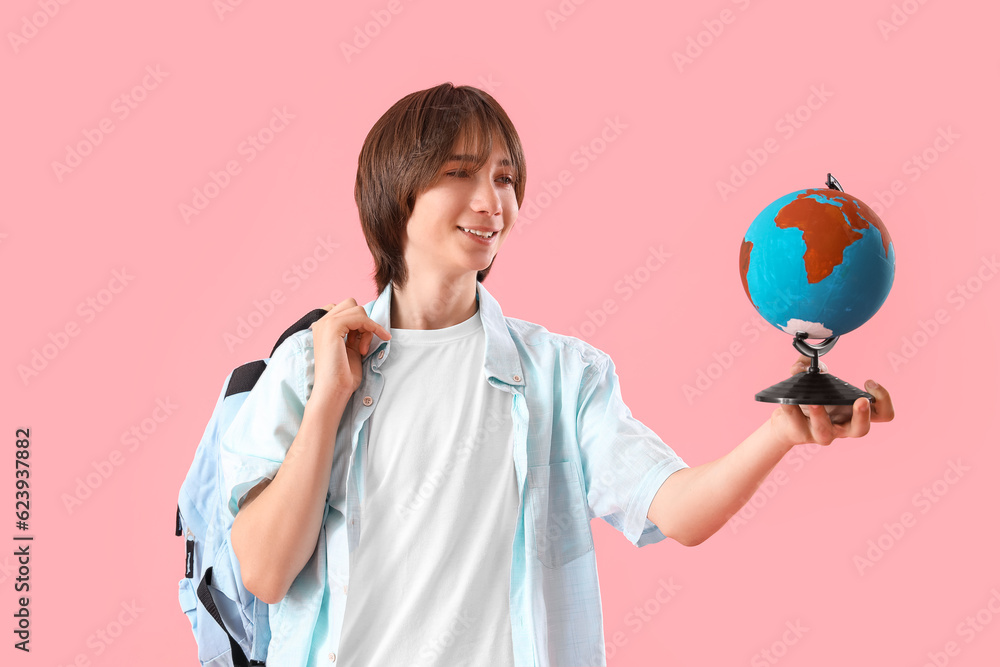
[
  {"xmin": 646, "ymin": 419, "xmax": 792, "ymax": 547},
  {"xmin": 228, "ymin": 298, "xmax": 390, "ymax": 603},
  {"xmin": 648, "ymin": 356, "xmax": 894, "ymax": 547},
  {"xmin": 231, "ymin": 387, "xmax": 351, "ymax": 604}
]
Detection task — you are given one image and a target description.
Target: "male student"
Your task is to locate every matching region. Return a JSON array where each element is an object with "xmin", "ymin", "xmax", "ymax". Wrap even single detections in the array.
[{"xmin": 221, "ymin": 82, "xmax": 894, "ymax": 666}]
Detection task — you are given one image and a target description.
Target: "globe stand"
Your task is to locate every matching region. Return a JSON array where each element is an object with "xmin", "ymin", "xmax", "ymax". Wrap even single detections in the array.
[{"xmin": 755, "ymin": 332, "xmax": 876, "ymax": 406}]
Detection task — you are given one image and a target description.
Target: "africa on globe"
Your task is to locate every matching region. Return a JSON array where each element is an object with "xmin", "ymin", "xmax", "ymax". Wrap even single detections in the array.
[{"xmin": 739, "ymin": 186, "xmax": 895, "ymax": 339}]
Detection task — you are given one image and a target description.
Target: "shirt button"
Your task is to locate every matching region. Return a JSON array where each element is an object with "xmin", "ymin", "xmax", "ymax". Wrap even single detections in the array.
[
  {"xmin": 363, "ymin": 396, "xmax": 373, "ymax": 406},
  {"xmin": 343, "ymin": 585, "xmax": 348, "ymax": 594},
  {"xmin": 328, "ymin": 652, "xmax": 337, "ymax": 661},
  {"xmin": 377, "ymin": 350, "xmax": 384, "ymax": 359},
  {"xmin": 513, "ymin": 375, "xmax": 521, "ymax": 382}
]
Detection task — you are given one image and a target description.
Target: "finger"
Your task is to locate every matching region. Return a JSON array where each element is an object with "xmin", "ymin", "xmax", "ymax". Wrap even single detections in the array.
[
  {"xmin": 779, "ymin": 404, "xmax": 812, "ymax": 445},
  {"xmin": 864, "ymin": 380, "xmax": 895, "ymax": 422},
  {"xmin": 790, "ymin": 355, "xmax": 809, "ymax": 374},
  {"xmin": 805, "ymin": 404, "xmax": 835, "ymax": 445},
  {"xmin": 340, "ymin": 305, "xmax": 387, "ymax": 335},
  {"xmin": 843, "ymin": 397, "xmax": 872, "ymax": 438},
  {"xmin": 318, "ymin": 306, "xmax": 392, "ymax": 347},
  {"xmin": 346, "ymin": 315, "xmax": 391, "ymax": 345},
  {"xmin": 790, "ymin": 356, "xmax": 829, "ymax": 375},
  {"xmin": 364, "ymin": 318, "xmax": 392, "ymax": 341},
  {"xmin": 326, "ymin": 298, "xmax": 358, "ymax": 313},
  {"xmin": 826, "ymin": 403, "xmax": 854, "ymax": 425},
  {"xmin": 317, "ymin": 300, "xmax": 357, "ymax": 322},
  {"xmin": 799, "ymin": 403, "xmax": 849, "ymax": 424},
  {"xmin": 325, "ymin": 300, "xmax": 353, "ymax": 312}
]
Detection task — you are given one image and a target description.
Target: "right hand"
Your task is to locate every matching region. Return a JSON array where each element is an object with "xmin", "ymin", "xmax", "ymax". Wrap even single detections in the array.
[{"xmin": 310, "ymin": 298, "xmax": 392, "ymax": 398}]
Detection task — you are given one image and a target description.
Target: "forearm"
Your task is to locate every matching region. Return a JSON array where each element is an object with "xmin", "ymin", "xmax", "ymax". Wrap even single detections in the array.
[
  {"xmin": 231, "ymin": 388, "xmax": 350, "ymax": 603},
  {"xmin": 654, "ymin": 418, "xmax": 793, "ymax": 546}
]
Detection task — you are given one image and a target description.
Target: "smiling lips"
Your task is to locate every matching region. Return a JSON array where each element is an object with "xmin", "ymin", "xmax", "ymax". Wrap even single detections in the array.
[{"xmin": 459, "ymin": 226, "xmax": 498, "ymax": 242}]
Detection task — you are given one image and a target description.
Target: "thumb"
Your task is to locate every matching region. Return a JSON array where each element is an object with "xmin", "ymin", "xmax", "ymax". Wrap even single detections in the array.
[{"xmin": 791, "ymin": 358, "xmax": 829, "ymax": 374}]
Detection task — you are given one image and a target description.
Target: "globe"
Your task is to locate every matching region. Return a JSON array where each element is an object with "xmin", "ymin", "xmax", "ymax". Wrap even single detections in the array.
[{"xmin": 739, "ymin": 187, "xmax": 895, "ymax": 340}]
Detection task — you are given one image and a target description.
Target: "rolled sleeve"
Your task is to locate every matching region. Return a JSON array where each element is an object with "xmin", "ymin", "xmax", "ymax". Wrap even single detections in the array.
[
  {"xmin": 576, "ymin": 352, "xmax": 689, "ymax": 547},
  {"xmin": 219, "ymin": 331, "xmax": 313, "ymax": 517}
]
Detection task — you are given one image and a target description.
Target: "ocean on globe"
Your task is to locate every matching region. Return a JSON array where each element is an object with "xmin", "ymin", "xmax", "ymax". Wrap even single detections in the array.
[{"xmin": 739, "ymin": 187, "xmax": 895, "ymax": 339}]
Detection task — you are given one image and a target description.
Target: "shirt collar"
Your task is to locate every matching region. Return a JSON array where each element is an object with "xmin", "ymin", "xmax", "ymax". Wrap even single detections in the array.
[{"xmin": 364, "ymin": 280, "xmax": 525, "ymax": 388}]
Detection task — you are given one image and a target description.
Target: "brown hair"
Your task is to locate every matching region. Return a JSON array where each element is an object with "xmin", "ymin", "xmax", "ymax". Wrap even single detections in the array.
[{"xmin": 355, "ymin": 82, "xmax": 527, "ymax": 294}]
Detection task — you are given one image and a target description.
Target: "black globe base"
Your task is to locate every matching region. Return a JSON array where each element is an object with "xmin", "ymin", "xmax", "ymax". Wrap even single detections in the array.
[
  {"xmin": 754, "ymin": 368, "xmax": 874, "ymax": 405},
  {"xmin": 754, "ymin": 330, "xmax": 876, "ymax": 406}
]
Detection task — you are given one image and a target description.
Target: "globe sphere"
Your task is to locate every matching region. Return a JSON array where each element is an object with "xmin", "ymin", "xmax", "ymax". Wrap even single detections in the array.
[{"xmin": 739, "ymin": 187, "xmax": 894, "ymax": 339}]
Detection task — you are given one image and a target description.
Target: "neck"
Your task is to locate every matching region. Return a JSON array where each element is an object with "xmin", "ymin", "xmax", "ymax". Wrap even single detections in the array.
[{"xmin": 390, "ymin": 275, "xmax": 478, "ymax": 330}]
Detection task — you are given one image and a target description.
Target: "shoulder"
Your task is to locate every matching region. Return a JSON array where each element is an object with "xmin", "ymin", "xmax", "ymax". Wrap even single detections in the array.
[
  {"xmin": 271, "ymin": 327, "xmax": 315, "ymax": 357},
  {"xmin": 503, "ymin": 316, "xmax": 611, "ymax": 373},
  {"xmin": 263, "ymin": 328, "xmax": 316, "ymax": 385}
]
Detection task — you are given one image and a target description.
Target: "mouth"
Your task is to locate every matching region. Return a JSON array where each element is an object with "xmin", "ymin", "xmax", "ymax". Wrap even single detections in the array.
[{"xmin": 458, "ymin": 226, "xmax": 499, "ymax": 243}]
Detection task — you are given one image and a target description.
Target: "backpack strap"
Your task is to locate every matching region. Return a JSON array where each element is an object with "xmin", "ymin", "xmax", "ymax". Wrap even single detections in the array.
[
  {"xmin": 249, "ymin": 593, "xmax": 271, "ymax": 664},
  {"xmin": 270, "ymin": 308, "xmax": 329, "ymax": 357},
  {"xmin": 224, "ymin": 309, "xmax": 328, "ymax": 399},
  {"xmin": 197, "ymin": 567, "xmax": 259, "ymax": 666}
]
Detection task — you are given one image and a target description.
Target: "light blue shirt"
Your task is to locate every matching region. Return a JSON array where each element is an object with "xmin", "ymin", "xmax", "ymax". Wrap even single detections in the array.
[{"xmin": 220, "ymin": 280, "xmax": 689, "ymax": 666}]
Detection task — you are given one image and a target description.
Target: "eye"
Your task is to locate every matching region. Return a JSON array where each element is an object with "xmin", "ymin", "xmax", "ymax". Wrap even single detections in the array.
[{"xmin": 444, "ymin": 169, "xmax": 515, "ymax": 186}]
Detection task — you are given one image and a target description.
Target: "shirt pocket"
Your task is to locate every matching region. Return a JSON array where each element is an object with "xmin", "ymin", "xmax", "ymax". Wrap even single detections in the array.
[{"xmin": 527, "ymin": 460, "xmax": 595, "ymax": 568}]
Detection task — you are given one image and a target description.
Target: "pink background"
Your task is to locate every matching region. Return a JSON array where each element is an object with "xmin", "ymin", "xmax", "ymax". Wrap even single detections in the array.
[{"xmin": 3, "ymin": 1, "xmax": 998, "ymax": 665}]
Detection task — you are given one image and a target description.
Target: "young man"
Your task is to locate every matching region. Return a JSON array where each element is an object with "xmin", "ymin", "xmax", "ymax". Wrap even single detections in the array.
[{"xmin": 221, "ymin": 83, "xmax": 894, "ymax": 666}]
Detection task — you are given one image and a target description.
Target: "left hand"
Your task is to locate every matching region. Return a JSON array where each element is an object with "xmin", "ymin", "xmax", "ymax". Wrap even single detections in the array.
[{"xmin": 770, "ymin": 354, "xmax": 895, "ymax": 448}]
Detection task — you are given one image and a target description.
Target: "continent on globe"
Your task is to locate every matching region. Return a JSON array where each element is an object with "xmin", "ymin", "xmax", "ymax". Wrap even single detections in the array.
[
  {"xmin": 740, "ymin": 187, "xmax": 895, "ymax": 339},
  {"xmin": 775, "ymin": 188, "xmax": 893, "ymax": 284}
]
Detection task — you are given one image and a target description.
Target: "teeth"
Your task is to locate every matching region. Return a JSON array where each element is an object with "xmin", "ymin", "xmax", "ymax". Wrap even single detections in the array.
[{"xmin": 461, "ymin": 228, "xmax": 495, "ymax": 238}]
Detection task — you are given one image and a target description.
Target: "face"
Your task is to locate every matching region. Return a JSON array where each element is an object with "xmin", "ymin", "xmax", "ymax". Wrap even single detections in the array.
[{"xmin": 402, "ymin": 132, "xmax": 519, "ymax": 282}]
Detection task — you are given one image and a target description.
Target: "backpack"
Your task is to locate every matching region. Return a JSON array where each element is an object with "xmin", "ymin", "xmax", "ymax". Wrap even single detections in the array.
[{"xmin": 176, "ymin": 308, "xmax": 328, "ymax": 666}]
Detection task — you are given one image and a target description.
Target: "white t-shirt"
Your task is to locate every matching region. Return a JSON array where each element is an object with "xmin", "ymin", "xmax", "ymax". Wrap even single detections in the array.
[{"xmin": 334, "ymin": 305, "xmax": 519, "ymax": 666}]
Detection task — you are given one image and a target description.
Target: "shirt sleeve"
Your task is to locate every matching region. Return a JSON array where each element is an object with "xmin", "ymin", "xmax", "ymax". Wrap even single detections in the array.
[
  {"xmin": 576, "ymin": 351, "xmax": 689, "ymax": 548},
  {"xmin": 219, "ymin": 331, "xmax": 313, "ymax": 517}
]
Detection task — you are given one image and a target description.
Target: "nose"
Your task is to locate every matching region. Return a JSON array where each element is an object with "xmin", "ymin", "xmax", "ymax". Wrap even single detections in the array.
[{"xmin": 471, "ymin": 175, "xmax": 502, "ymax": 217}]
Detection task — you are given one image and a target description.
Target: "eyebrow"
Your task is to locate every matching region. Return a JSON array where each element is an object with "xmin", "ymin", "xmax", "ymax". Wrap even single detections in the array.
[{"xmin": 446, "ymin": 154, "xmax": 513, "ymax": 167}]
